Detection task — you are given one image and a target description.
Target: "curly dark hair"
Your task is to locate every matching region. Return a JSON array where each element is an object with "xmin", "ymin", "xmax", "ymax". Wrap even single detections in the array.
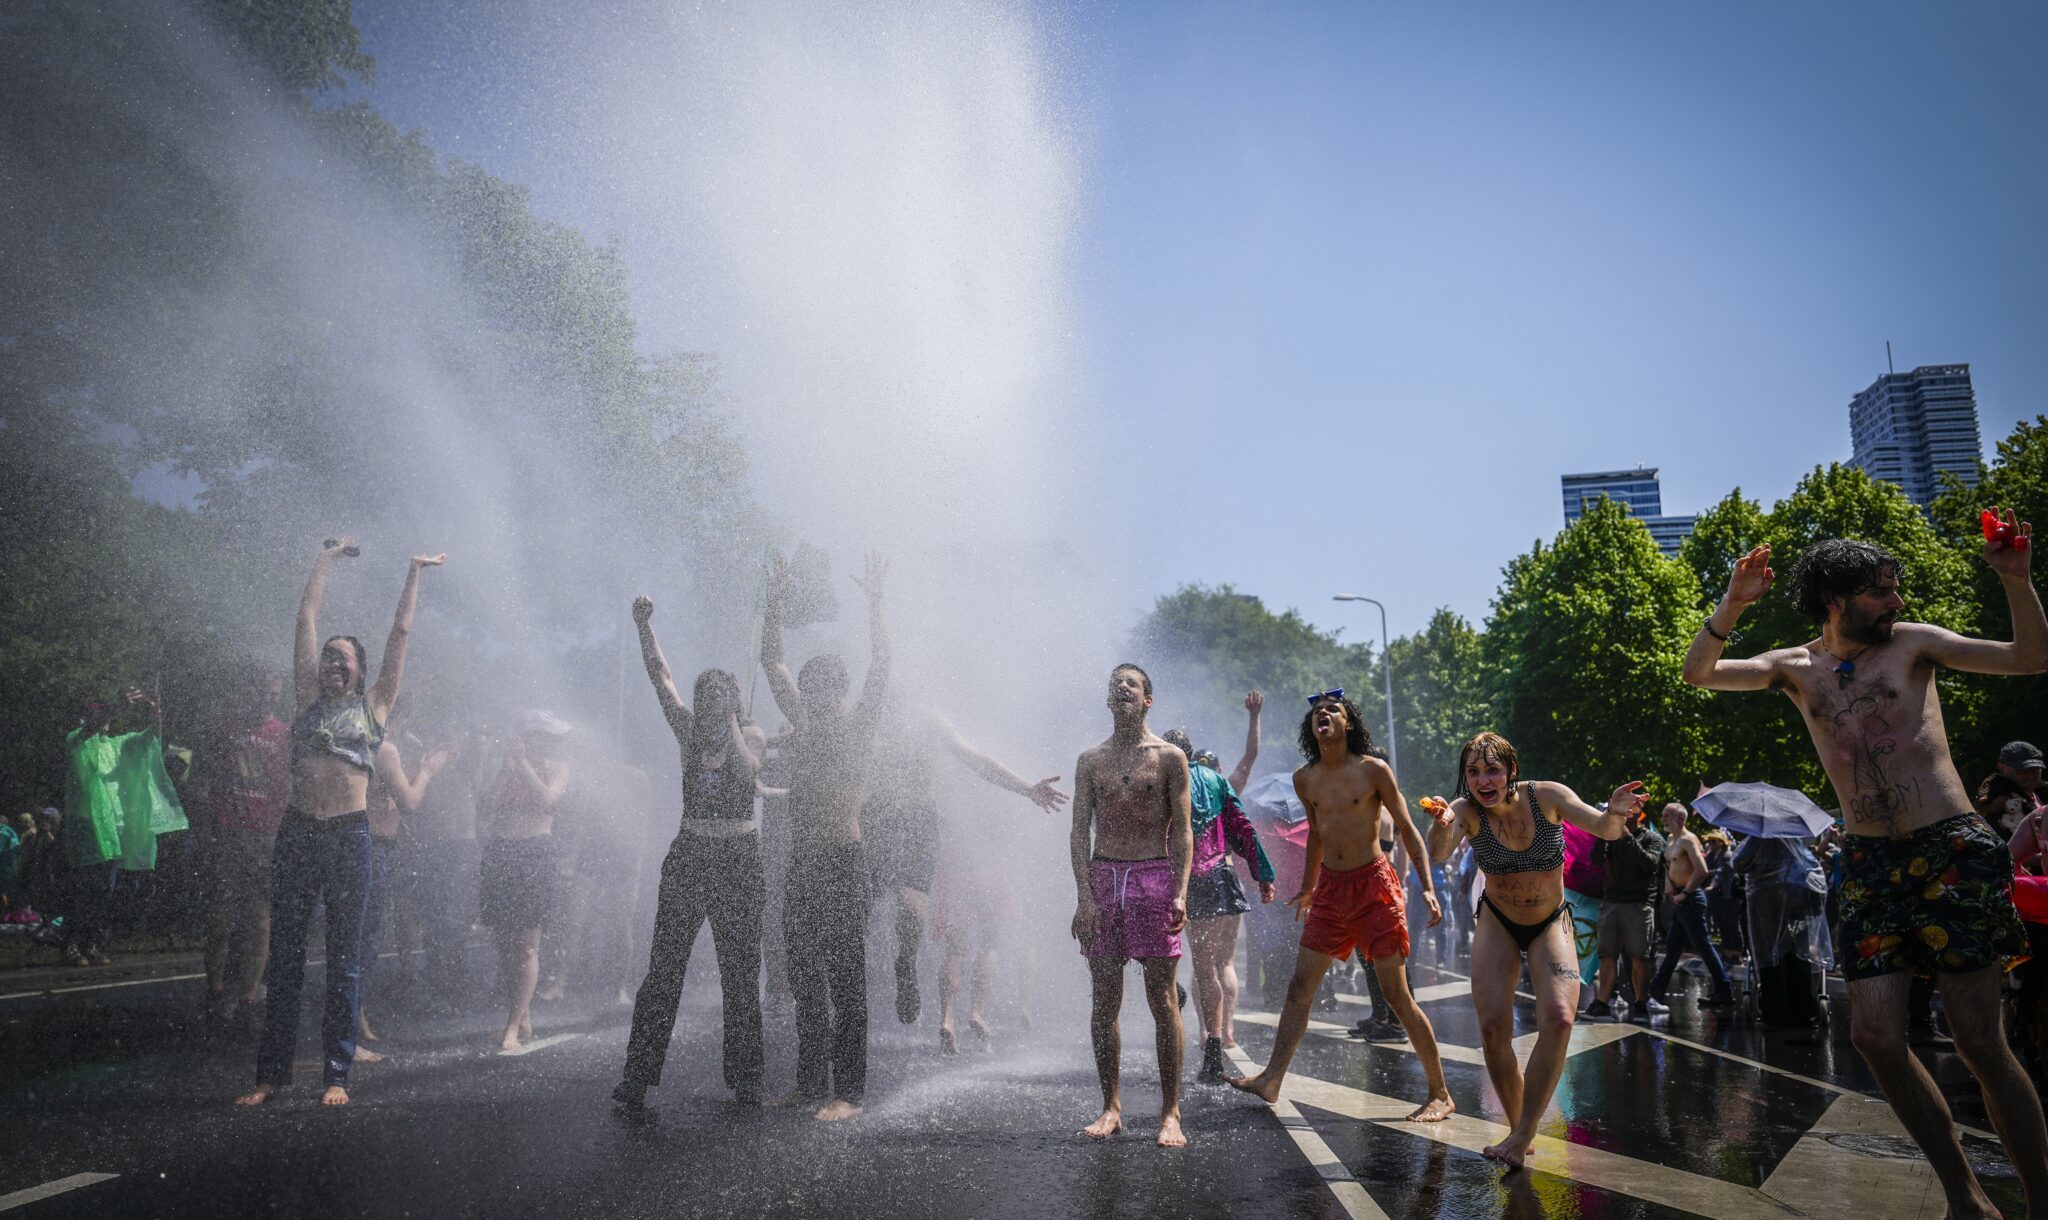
[
  {"xmin": 1787, "ymin": 539, "xmax": 1901, "ymax": 623},
  {"xmin": 1161, "ymin": 728, "xmax": 1193, "ymax": 758},
  {"xmin": 1298, "ymin": 694, "xmax": 1375, "ymax": 762}
]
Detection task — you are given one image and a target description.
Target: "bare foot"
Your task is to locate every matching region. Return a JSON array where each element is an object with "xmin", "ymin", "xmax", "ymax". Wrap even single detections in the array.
[
  {"xmin": 1226, "ymin": 1072, "xmax": 1281, "ymax": 1104},
  {"xmin": 938, "ymin": 1025, "xmax": 958, "ymax": 1055},
  {"xmin": 1082, "ymin": 1108, "xmax": 1122, "ymax": 1138},
  {"xmin": 1405, "ymin": 1095, "xmax": 1455, "ymax": 1124},
  {"xmin": 814, "ymin": 1100, "xmax": 863, "ymax": 1122},
  {"xmin": 968, "ymin": 1016, "xmax": 992, "ymax": 1050},
  {"xmin": 354, "ymin": 1046, "xmax": 386, "ymax": 1064},
  {"xmin": 320, "ymin": 1086, "xmax": 350, "ymax": 1106},
  {"xmin": 1482, "ymin": 1135, "xmax": 1530, "ymax": 1171},
  {"xmin": 358, "ymin": 1014, "xmax": 380, "ymax": 1043},
  {"xmin": 518, "ymin": 1018, "xmax": 533, "ymax": 1040},
  {"xmin": 233, "ymin": 1084, "xmax": 275, "ymax": 1106},
  {"xmin": 1220, "ymin": 1035, "xmax": 1238, "ymax": 1050},
  {"xmin": 1156, "ymin": 1113, "xmax": 1187, "ymax": 1148},
  {"xmin": 499, "ymin": 1028, "xmax": 524, "ymax": 1052}
]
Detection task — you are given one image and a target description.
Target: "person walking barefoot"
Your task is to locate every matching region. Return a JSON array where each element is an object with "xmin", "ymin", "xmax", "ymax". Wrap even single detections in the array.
[
  {"xmin": 1419, "ymin": 732, "xmax": 1644, "ymax": 1170},
  {"xmin": 1228, "ymin": 690, "xmax": 1451, "ymax": 1123}
]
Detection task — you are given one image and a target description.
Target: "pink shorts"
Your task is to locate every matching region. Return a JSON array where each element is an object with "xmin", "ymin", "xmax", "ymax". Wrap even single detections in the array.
[
  {"xmin": 1300, "ymin": 854, "xmax": 1410, "ymax": 963},
  {"xmin": 1082, "ymin": 857, "xmax": 1183, "ymax": 961}
]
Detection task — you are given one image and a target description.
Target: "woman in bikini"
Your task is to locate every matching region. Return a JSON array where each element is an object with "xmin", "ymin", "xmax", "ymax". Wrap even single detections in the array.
[
  {"xmin": 237, "ymin": 537, "xmax": 446, "ymax": 1107},
  {"xmin": 1421, "ymin": 731, "xmax": 1644, "ymax": 1170}
]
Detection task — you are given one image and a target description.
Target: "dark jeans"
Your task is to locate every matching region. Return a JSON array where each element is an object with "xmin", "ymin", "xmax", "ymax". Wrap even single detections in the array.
[
  {"xmin": 785, "ymin": 840, "xmax": 870, "ymax": 1104},
  {"xmin": 360, "ymin": 836, "xmax": 396, "ymax": 999},
  {"xmin": 622, "ymin": 833, "xmax": 765, "ymax": 1094},
  {"xmin": 64, "ymin": 861, "xmax": 120, "ymax": 951},
  {"xmin": 1651, "ymin": 890, "xmax": 1732, "ymax": 1000},
  {"xmin": 256, "ymin": 812, "xmax": 372, "ymax": 1088}
]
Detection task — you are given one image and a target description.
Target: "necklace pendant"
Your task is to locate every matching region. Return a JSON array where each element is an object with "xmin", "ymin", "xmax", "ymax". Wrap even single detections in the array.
[{"xmin": 1837, "ymin": 661, "xmax": 1855, "ymax": 677}]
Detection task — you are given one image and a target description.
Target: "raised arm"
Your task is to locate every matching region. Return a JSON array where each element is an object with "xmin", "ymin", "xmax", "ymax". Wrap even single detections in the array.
[
  {"xmin": 934, "ymin": 715, "xmax": 1068, "ymax": 813},
  {"xmin": 632, "ymin": 596, "xmax": 692, "ymax": 744},
  {"xmin": 1920, "ymin": 508, "xmax": 2048, "ymax": 675},
  {"xmin": 1227, "ymin": 690, "xmax": 1263, "ymax": 792},
  {"xmin": 375, "ymin": 740, "xmax": 450, "ymax": 814},
  {"xmin": 1683, "ymin": 544, "xmax": 1790, "ymax": 691},
  {"xmin": 1547, "ymin": 779, "xmax": 1644, "ymax": 841},
  {"xmin": 294, "ymin": 538, "xmax": 352, "ymax": 707},
  {"xmin": 759, "ymin": 554, "xmax": 806, "ymax": 734},
  {"xmin": 852, "ymin": 552, "xmax": 891, "ymax": 713},
  {"xmin": 368, "ymin": 552, "xmax": 447, "ymax": 722}
]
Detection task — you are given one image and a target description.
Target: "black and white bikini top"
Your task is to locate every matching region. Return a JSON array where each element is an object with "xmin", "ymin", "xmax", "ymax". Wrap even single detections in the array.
[{"xmin": 1471, "ymin": 784, "xmax": 1564, "ymax": 875}]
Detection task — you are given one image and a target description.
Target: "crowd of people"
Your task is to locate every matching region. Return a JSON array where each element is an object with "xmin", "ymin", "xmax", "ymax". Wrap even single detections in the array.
[{"xmin": 10, "ymin": 517, "xmax": 2048, "ymax": 1214}]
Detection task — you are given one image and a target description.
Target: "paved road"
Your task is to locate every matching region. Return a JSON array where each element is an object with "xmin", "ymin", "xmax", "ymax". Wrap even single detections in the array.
[{"xmin": 0, "ymin": 947, "xmax": 2025, "ymax": 1219}]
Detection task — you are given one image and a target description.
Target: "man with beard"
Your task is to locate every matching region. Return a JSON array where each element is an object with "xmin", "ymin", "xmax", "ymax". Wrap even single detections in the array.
[
  {"xmin": 1685, "ymin": 523, "xmax": 2048, "ymax": 1220},
  {"xmin": 1070, "ymin": 663, "xmax": 1192, "ymax": 1147}
]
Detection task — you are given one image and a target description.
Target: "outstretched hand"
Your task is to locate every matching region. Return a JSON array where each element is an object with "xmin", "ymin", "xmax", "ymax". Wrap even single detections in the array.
[
  {"xmin": 1244, "ymin": 690, "xmax": 1265, "ymax": 715},
  {"xmin": 764, "ymin": 552, "xmax": 792, "ymax": 603},
  {"xmin": 1724, "ymin": 544, "xmax": 1773, "ymax": 609},
  {"xmin": 851, "ymin": 551, "xmax": 888, "ymax": 602},
  {"xmin": 1608, "ymin": 780, "xmax": 1648, "ymax": 822},
  {"xmin": 632, "ymin": 595, "xmax": 655, "ymax": 625},
  {"xmin": 1417, "ymin": 796, "xmax": 1456, "ymax": 827},
  {"xmin": 321, "ymin": 536, "xmax": 359, "ymax": 559},
  {"xmin": 410, "ymin": 553, "xmax": 447, "ymax": 569},
  {"xmin": 1026, "ymin": 777, "xmax": 1069, "ymax": 813},
  {"xmin": 1286, "ymin": 888, "xmax": 1314, "ymax": 924},
  {"xmin": 1983, "ymin": 505, "xmax": 2035, "ymax": 579}
]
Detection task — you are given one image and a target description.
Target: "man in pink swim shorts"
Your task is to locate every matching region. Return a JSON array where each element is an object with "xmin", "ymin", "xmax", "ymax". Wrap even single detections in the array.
[{"xmin": 1068, "ymin": 663, "xmax": 1192, "ymax": 1148}]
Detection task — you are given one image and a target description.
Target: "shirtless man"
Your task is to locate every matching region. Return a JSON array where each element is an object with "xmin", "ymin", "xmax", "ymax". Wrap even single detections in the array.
[
  {"xmin": 1647, "ymin": 802, "xmax": 1732, "ymax": 1007},
  {"xmin": 1070, "ymin": 663, "xmax": 1192, "ymax": 1148},
  {"xmin": 761, "ymin": 551, "xmax": 890, "ymax": 1122},
  {"xmin": 1228, "ymin": 691, "xmax": 1453, "ymax": 1123},
  {"xmin": 1686, "ymin": 521, "xmax": 2048, "ymax": 1219}
]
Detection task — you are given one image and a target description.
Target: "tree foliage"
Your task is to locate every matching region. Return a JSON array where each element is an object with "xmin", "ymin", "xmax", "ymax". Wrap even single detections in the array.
[{"xmin": 1481, "ymin": 497, "xmax": 1705, "ymax": 802}]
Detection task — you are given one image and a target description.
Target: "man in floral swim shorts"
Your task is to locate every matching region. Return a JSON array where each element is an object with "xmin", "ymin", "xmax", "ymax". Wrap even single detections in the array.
[{"xmin": 1686, "ymin": 520, "xmax": 2048, "ymax": 1220}]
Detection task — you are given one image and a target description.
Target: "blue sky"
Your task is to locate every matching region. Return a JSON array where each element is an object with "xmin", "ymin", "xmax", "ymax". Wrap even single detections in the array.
[{"xmin": 347, "ymin": 1, "xmax": 2048, "ymax": 642}]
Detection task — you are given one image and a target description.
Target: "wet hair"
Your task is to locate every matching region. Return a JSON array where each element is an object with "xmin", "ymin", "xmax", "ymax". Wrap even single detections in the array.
[
  {"xmin": 323, "ymin": 635, "xmax": 370, "ymax": 695},
  {"xmin": 692, "ymin": 668, "xmax": 741, "ymax": 720},
  {"xmin": 1162, "ymin": 728, "xmax": 1194, "ymax": 758},
  {"xmin": 798, "ymin": 654, "xmax": 849, "ymax": 704},
  {"xmin": 1298, "ymin": 694, "xmax": 1374, "ymax": 762},
  {"xmin": 1111, "ymin": 663, "xmax": 1152, "ymax": 698},
  {"xmin": 1787, "ymin": 539, "xmax": 1901, "ymax": 624},
  {"xmin": 1454, "ymin": 731, "xmax": 1520, "ymax": 801}
]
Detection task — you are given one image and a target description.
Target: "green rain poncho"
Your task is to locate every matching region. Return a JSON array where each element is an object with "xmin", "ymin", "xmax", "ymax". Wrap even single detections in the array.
[{"xmin": 65, "ymin": 728, "xmax": 188, "ymax": 871}]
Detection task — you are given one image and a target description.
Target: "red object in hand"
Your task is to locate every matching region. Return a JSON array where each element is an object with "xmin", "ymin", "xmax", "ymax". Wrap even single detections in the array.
[{"xmin": 1983, "ymin": 510, "xmax": 2029, "ymax": 550}]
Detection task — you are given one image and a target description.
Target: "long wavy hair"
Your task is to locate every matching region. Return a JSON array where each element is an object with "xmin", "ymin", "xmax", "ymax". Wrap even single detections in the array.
[{"xmin": 1298, "ymin": 695, "xmax": 1374, "ymax": 762}]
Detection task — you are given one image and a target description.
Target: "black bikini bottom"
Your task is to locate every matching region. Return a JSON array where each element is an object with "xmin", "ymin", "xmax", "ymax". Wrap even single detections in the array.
[{"xmin": 1479, "ymin": 895, "xmax": 1568, "ymax": 954}]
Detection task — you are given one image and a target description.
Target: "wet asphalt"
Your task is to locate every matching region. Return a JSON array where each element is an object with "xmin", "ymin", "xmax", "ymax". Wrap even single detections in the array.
[{"xmin": 0, "ymin": 939, "xmax": 2025, "ymax": 1219}]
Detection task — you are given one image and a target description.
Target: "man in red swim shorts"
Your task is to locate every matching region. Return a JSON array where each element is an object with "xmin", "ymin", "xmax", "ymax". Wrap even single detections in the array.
[{"xmin": 1228, "ymin": 691, "xmax": 1454, "ymax": 1124}]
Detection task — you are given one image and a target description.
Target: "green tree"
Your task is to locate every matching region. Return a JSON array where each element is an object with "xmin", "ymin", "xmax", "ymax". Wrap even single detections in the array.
[
  {"xmin": 1482, "ymin": 496, "xmax": 1705, "ymax": 801},
  {"xmin": 1129, "ymin": 586, "xmax": 1380, "ymax": 776},
  {"xmin": 1384, "ymin": 609, "xmax": 1488, "ymax": 798}
]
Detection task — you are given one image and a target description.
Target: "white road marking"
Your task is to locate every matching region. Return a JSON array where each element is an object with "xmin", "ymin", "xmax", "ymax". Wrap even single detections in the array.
[
  {"xmin": 1760, "ymin": 1093, "xmax": 1952, "ymax": 1220},
  {"xmin": 497, "ymin": 1033, "xmax": 580, "ymax": 1058},
  {"xmin": 0, "ymin": 949, "xmax": 422, "ymax": 1002},
  {"xmin": 1277, "ymin": 1071, "xmax": 1802, "ymax": 1218},
  {"xmin": 1222, "ymin": 1046, "xmax": 1389, "ymax": 1220},
  {"xmin": 0, "ymin": 1173, "xmax": 119, "ymax": 1212}
]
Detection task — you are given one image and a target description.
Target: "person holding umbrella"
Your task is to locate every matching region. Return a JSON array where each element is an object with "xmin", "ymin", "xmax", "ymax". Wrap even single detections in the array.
[{"xmin": 1684, "ymin": 523, "xmax": 2048, "ymax": 1220}]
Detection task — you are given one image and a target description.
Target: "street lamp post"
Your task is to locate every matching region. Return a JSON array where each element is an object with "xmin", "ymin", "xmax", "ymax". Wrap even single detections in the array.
[{"xmin": 1332, "ymin": 594, "xmax": 1398, "ymax": 779}]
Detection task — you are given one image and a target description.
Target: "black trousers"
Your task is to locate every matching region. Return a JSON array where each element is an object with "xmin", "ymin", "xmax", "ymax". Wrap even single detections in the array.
[
  {"xmin": 622, "ymin": 833, "xmax": 765, "ymax": 1093},
  {"xmin": 785, "ymin": 840, "xmax": 869, "ymax": 1104}
]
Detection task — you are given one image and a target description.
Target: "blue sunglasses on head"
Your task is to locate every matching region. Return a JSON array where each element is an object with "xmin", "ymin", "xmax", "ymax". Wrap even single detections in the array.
[{"xmin": 1305, "ymin": 688, "xmax": 1344, "ymax": 706}]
